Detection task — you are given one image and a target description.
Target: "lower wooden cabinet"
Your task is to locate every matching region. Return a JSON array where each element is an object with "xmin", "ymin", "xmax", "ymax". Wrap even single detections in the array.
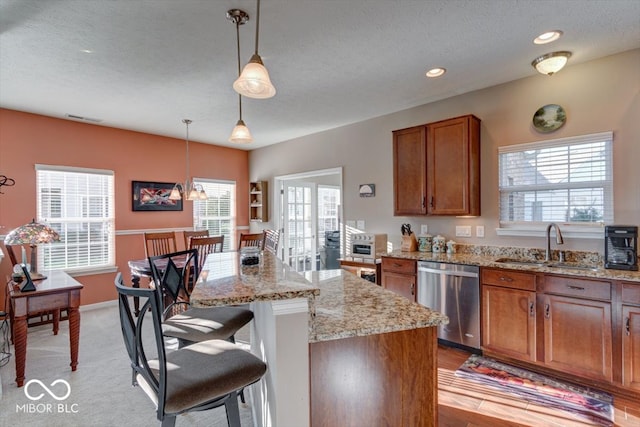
[
  {"xmin": 381, "ymin": 257, "xmax": 417, "ymax": 302},
  {"xmin": 622, "ymin": 282, "xmax": 640, "ymax": 390}
]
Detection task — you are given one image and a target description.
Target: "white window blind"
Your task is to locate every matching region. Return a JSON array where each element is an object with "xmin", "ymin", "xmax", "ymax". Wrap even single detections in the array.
[
  {"xmin": 498, "ymin": 131, "xmax": 613, "ymax": 233},
  {"xmin": 36, "ymin": 165, "xmax": 115, "ymax": 272},
  {"xmin": 193, "ymin": 180, "xmax": 236, "ymax": 251}
]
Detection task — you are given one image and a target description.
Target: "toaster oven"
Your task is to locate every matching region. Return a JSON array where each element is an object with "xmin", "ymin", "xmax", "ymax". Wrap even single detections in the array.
[{"xmin": 349, "ymin": 233, "xmax": 388, "ymax": 259}]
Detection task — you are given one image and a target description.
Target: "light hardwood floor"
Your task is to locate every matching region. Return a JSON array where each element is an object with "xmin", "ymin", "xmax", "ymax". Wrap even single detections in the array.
[{"xmin": 436, "ymin": 345, "xmax": 640, "ymax": 427}]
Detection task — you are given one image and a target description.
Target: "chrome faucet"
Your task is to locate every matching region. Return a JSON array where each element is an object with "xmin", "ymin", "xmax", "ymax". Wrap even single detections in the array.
[{"xmin": 545, "ymin": 223, "xmax": 564, "ymax": 262}]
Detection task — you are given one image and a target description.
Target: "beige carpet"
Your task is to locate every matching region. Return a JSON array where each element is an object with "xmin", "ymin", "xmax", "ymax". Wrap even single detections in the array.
[{"xmin": 0, "ymin": 302, "xmax": 254, "ymax": 427}]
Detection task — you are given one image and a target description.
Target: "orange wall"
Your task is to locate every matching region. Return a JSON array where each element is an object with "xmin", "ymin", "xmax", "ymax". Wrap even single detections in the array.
[{"xmin": 0, "ymin": 108, "xmax": 249, "ymax": 307}]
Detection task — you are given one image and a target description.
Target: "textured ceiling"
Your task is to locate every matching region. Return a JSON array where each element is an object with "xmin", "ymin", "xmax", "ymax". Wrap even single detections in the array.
[{"xmin": 1, "ymin": 0, "xmax": 639, "ymax": 150}]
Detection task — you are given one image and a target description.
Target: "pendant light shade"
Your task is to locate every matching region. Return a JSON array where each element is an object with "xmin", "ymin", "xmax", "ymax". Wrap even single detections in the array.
[
  {"xmin": 531, "ymin": 51, "xmax": 572, "ymax": 76},
  {"xmin": 229, "ymin": 119, "xmax": 253, "ymax": 143},
  {"xmin": 233, "ymin": 0, "xmax": 276, "ymax": 99},
  {"xmin": 169, "ymin": 119, "xmax": 207, "ymax": 201}
]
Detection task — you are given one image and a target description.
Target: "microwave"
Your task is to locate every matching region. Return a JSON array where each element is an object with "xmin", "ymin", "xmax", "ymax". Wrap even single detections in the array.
[{"xmin": 350, "ymin": 233, "xmax": 388, "ymax": 259}]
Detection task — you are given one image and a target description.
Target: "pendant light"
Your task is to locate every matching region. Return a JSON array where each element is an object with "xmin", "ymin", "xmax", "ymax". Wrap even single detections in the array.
[
  {"xmin": 233, "ymin": 0, "xmax": 276, "ymax": 99},
  {"xmin": 227, "ymin": 9, "xmax": 253, "ymax": 143},
  {"xmin": 169, "ymin": 119, "xmax": 207, "ymax": 201}
]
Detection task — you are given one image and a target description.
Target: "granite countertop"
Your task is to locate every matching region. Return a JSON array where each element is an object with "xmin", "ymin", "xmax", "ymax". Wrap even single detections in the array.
[
  {"xmin": 190, "ymin": 251, "xmax": 448, "ymax": 343},
  {"xmin": 303, "ymin": 269, "xmax": 448, "ymax": 343},
  {"xmin": 382, "ymin": 246, "xmax": 640, "ymax": 283}
]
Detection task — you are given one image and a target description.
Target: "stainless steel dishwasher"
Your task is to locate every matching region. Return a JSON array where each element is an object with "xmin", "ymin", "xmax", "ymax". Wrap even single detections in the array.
[{"xmin": 417, "ymin": 261, "xmax": 480, "ymax": 352}]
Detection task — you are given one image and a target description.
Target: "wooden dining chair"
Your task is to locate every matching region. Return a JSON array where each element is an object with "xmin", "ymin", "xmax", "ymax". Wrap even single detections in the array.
[
  {"xmin": 238, "ymin": 232, "xmax": 265, "ymax": 251},
  {"xmin": 144, "ymin": 231, "xmax": 177, "ymax": 257},
  {"xmin": 183, "ymin": 229, "xmax": 209, "ymax": 250},
  {"xmin": 264, "ymin": 229, "xmax": 280, "ymax": 255},
  {"xmin": 188, "ymin": 235, "xmax": 224, "ymax": 286}
]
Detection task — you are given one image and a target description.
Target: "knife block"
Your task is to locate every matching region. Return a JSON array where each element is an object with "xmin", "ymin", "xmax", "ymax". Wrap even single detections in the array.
[{"xmin": 401, "ymin": 233, "xmax": 418, "ymax": 252}]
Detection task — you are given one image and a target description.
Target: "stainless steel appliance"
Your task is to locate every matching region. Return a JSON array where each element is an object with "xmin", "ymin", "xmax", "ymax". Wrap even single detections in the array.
[
  {"xmin": 417, "ymin": 261, "xmax": 480, "ymax": 352},
  {"xmin": 349, "ymin": 233, "xmax": 387, "ymax": 259},
  {"xmin": 323, "ymin": 230, "xmax": 341, "ymax": 269},
  {"xmin": 605, "ymin": 225, "xmax": 638, "ymax": 271}
]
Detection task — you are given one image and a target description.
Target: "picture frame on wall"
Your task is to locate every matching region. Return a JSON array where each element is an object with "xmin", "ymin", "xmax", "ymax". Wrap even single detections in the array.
[{"xmin": 132, "ymin": 181, "xmax": 183, "ymax": 211}]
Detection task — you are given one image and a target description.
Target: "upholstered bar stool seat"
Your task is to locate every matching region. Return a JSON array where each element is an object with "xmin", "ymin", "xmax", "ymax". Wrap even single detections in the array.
[{"xmin": 162, "ymin": 306, "xmax": 254, "ymax": 343}]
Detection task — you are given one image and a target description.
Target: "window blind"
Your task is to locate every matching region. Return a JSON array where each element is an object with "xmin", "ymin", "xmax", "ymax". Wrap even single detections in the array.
[
  {"xmin": 36, "ymin": 164, "xmax": 115, "ymax": 271},
  {"xmin": 193, "ymin": 180, "xmax": 236, "ymax": 251},
  {"xmin": 498, "ymin": 131, "xmax": 613, "ymax": 228}
]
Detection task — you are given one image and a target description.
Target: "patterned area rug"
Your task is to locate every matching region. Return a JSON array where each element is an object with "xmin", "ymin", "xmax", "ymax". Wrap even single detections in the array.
[{"xmin": 455, "ymin": 355, "xmax": 614, "ymax": 426}]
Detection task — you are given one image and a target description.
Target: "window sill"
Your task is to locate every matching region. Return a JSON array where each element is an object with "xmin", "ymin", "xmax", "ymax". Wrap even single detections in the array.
[
  {"xmin": 496, "ymin": 224, "xmax": 605, "ymax": 239},
  {"xmin": 61, "ymin": 266, "xmax": 118, "ymax": 277}
]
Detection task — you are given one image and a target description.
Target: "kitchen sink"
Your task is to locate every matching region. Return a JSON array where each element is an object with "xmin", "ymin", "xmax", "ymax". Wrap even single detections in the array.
[
  {"xmin": 494, "ymin": 257, "xmax": 546, "ymax": 267},
  {"xmin": 547, "ymin": 262, "xmax": 600, "ymax": 271}
]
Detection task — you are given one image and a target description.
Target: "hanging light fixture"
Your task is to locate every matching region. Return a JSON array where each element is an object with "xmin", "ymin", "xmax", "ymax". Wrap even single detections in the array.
[
  {"xmin": 233, "ymin": 0, "xmax": 276, "ymax": 99},
  {"xmin": 227, "ymin": 8, "xmax": 253, "ymax": 143},
  {"xmin": 169, "ymin": 119, "xmax": 207, "ymax": 201},
  {"xmin": 531, "ymin": 51, "xmax": 572, "ymax": 76}
]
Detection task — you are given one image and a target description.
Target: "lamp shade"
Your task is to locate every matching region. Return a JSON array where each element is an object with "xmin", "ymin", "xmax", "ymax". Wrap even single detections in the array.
[
  {"xmin": 532, "ymin": 51, "xmax": 572, "ymax": 76},
  {"xmin": 4, "ymin": 220, "xmax": 60, "ymax": 245},
  {"xmin": 229, "ymin": 119, "xmax": 254, "ymax": 143},
  {"xmin": 233, "ymin": 54, "xmax": 276, "ymax": 99}
]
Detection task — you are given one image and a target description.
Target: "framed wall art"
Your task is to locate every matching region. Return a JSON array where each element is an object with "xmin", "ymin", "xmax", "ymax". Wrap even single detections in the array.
[{"xmin": 132, "ymin": 181, "xmax": 183, "ymax": 211}]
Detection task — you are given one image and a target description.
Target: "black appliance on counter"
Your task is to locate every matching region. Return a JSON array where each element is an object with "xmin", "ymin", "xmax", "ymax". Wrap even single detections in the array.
[
  {"xmin": 323, "ymin": 230, "xmax": 340, "ymax": 270},
  {"xmin": 604, "ymin": 225, "xmax": 638, "ymax": 271}
]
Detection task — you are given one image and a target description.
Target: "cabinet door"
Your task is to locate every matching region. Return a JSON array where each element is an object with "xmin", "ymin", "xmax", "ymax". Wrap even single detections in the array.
[
  {"xmin": 482, "ymin": 285, "xmax": 536, "ymax": 361},
  {"xmin": 542, "ymin": 294, "xmax": 613, "ymax": 381},
  {"xmin": 383, "ymin": 272, "xmax": 416, "ymax": 302},
  {"xmin": 393, "ymin": 126, "xmax": 426, "ymax": 215},
  {"xmin": 622, "ymin": 305, "xmax": 640, "ymax": 390},
  {"xmin": 426, "ymin": 115, "xmax": 480, "ymax": 216}
]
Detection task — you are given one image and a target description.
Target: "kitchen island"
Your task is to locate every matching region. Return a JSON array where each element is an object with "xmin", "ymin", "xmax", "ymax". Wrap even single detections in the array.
[{"xmin": 190, "ymin": 251, "xmax": 448, "ymax": 427}]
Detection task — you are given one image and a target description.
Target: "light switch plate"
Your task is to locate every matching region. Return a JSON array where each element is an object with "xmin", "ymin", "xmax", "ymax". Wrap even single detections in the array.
[
  {"xmin": 476, "ymin": 226, "xmax": 485, "ymax": 238},
  {"xmin": 356, "ymin": 220, "xmax": 365, "ymax": 230},
  {"xmin": 421, "ymin": 224, "xmax": 429, "ymax": 235},
  {"xmin": 455, "ymin": 226, "xmax": 472, "ymax": 237}
]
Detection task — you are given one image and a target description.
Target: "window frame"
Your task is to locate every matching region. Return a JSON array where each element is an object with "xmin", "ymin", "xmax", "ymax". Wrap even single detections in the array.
[
  {"xmin": 496, "ymin": 131, "xmax": 613, "ymax": 239},
  {"xmin": 192, "ymin": 179, "xmax": 237, "ymax": 251},
  {"xmin": 36, "ymin": 164, "xmax": 116, "ymax": 275}
]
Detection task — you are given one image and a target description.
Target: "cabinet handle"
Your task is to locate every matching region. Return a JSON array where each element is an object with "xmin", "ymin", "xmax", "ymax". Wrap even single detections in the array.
[
  {"xmin": 529, "ymin": 301, "xmax": 534, "ymax": 317},
  {"xmin": 411, "ymin": 283, "xmax": 415, "ymax": 296},
  {"xmin": 422, "ymin": 197, "xmax": 426, "ymax": 208},
  {"xmin": 499, "ymin": 276, "xmax": 514, "ymax": 282},
  {"xmin": 627, "ymin": 317, "xmax": 631, "ymax": 336},
  {"xmin": 567, "ymin": 285, "xmax": 585, "ymax": 291},
  {"xmin": 545, "ymin": 303, "xmax": 550, "ymax": 319},
  {"xmin": 430, "ymin": 196, "xmax": 434, "ymax": 208}
]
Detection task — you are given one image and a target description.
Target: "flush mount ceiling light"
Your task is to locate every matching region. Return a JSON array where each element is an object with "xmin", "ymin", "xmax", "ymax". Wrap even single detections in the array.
[
  {"xmin": 426, "ymin": 67, "xmax": 446, "ymax": 78},
  {"xmin": 169, "ymin": 119, "xmax": 207, "ymax": 201},
  {"xmin": 533, "ymin": 30, "xmax": 563, "ymax": 45},
  {"xmin": 227, "ymin": 9, "xmax": 253, "ymax": 143},
  {"xmin": 531, "ymin": 51, "xmax": 572, "ymax": 76},
  {"xmin": 233, "ymin": 0, "xmax": 276, "ymax": 99}
]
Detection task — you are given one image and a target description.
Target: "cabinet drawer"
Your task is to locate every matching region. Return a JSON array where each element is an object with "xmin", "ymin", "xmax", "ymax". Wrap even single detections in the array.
[
  {"xmin": 381, "ymin": 257, "xmax": 416, "ymax": 274},
  {"xmin": 543, "ymin": 275, "xmax": 611, "ymax": 301},
  {"xmin": 621, "ymin": 282, "xmax": 640, "ymax": 304},
  {"xmin": 481, "ymin": 268, "xmax": 536, "ymax": 291}
]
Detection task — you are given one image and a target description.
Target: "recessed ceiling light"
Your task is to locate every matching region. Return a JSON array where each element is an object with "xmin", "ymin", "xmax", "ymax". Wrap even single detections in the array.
[
  {"xmin": 80, "ymin": 49, "xmax": 93, "ymax": 54},
  {"xmin": 534, "ymin": 30, "xmax": 563, "ymax": 45},
  {"xmin": 426, "ymin": 68, "xmax": 446, "ymax": 78}
]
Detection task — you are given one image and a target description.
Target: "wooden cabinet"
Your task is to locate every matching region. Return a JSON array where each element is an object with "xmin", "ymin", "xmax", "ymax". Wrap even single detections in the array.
[
  {"xmin": 540, "ymin": 276, "xmax": 613, "ymax": 382},
  {"xmin": 339, "ymin": 259, "xmax": 381, "ymax": 285},
  {"xmin": 481, "ymin": 268, "xmax": 537, "ymax": 362},
  {"xmin": 426, "ymin": 115, "xmax": 481, "ymax": 216},
  {"xmin": 381, "ymin": 257, "xmax": 416, "ymax": 301},
  {"xmin": 621, "ymin": 282, "xmax": 640, "ymax": 390},
  {"xmin": 249, "ymin": 181, "xmax": 268, "ymax": 222},
  {"xmin": 392, "ymin": 114, "xmax": 480, "ymax": 216},
  {"xmin": 393, "ymin": 126, "xmax": 426, "ymax": 215}
]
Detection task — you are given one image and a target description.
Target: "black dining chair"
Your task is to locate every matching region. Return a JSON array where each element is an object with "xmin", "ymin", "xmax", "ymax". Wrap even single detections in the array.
[
  {"xmin": 114, "ymin": 274, "xmax": 266, "ymax": 427},
  {"xmin": 147, "ymin": 249, "xmax": 254, "ymax": 347}
]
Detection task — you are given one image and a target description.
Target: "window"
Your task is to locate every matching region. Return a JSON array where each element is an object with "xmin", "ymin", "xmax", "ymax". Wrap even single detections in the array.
[
  {"xmin": 193, "ymin": 180, "xmax": 236, "ymax": 251},
  {"xmin": 317, "ymin": 186, "xmax": 340, "ymax": 235},
  {"xmin": 36, "ymin": 164, "xmax": 115, "ymax": 273},
  {"xmin": 498, "ymin": 131, "xmax": 613, "ymax": 237}
]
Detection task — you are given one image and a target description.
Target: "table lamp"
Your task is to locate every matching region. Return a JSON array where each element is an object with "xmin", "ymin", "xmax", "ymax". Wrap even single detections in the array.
[{"xmin": 4, "ymin": 219, "xmax": 60, "ymax": 278}]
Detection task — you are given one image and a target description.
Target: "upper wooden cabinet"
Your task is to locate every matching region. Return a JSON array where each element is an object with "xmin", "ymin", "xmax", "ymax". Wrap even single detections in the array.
[{"xmin": 392, "ymin": 114, "xmax": 481, "ymax": 216}]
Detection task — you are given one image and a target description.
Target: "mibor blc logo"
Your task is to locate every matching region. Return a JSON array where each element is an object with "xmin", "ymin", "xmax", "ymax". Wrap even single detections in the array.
[{"xmin": 16, "ymin": 379, "xmax": 79, "ymax": 414}]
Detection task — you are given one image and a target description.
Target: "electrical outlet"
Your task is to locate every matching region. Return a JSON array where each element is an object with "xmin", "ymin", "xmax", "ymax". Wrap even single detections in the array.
[
  {"xmin": 455, "ymin": 226, "xmax": 472, "ymax": 237},
  {"xmin": 476, "ymin": 225, "xmax": 485, "ymax": 238},
  {"xmin": 420, "ymin": 224, "xmax": 428, "ymax": 235}
]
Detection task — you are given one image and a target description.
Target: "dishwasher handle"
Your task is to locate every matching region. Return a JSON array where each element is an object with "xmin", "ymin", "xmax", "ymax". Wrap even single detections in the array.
[{"xmin": 417, "ymin": 266, "xmax": 479, "ymax": 278}]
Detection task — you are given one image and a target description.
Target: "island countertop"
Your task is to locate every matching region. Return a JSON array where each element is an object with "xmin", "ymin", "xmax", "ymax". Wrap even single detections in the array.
[{"xmin": 190, "ymin": 251, "xmax": 448, "ymax": 343}]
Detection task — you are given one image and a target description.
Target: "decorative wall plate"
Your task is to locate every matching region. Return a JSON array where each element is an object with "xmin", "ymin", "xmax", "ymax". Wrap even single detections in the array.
[{"xmin": 533, "ymin": 104, "xmax": 566, "ymax": 133}]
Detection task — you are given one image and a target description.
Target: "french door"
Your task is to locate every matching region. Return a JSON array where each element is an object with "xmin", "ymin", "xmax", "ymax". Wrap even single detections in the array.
[{"xmin": 283, "ymin": 181, "xmax": 317, "ymax": 272}]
